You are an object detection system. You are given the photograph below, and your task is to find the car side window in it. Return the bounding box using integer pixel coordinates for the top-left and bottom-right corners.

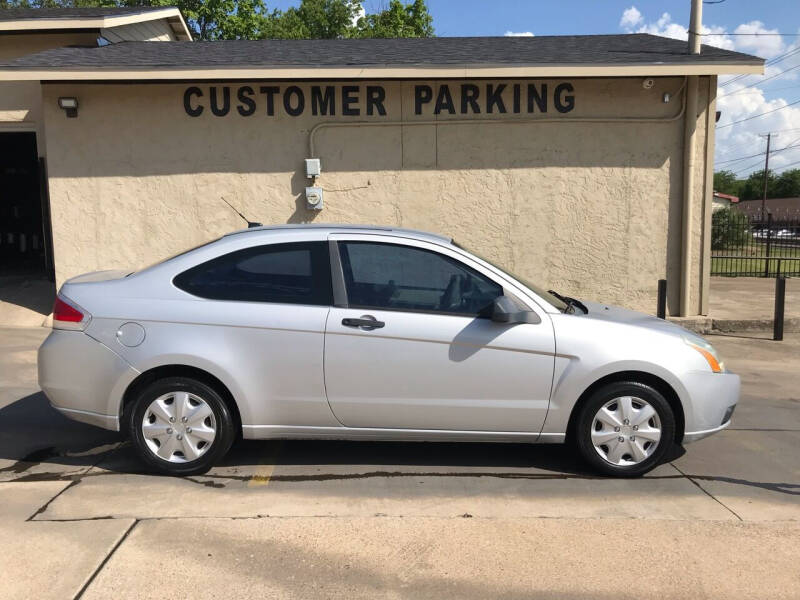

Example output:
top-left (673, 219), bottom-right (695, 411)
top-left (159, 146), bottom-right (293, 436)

top-left (339, 241), bottom-right (503, 316)
top-left (174, 241), bottom-right (332, 305)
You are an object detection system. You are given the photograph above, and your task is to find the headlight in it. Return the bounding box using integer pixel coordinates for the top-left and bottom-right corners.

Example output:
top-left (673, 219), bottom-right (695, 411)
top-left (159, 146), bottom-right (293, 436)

top-left (683, 335), bottom-right (725, 373)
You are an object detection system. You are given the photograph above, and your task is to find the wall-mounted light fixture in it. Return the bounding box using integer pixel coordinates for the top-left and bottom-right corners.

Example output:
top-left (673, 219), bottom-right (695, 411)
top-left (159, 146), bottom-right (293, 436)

top-left (58, 97), bottom-right (78, 118)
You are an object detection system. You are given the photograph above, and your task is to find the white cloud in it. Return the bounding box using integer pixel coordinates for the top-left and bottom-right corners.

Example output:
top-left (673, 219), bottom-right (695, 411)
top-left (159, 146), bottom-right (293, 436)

top-left (620, 6), bottom-right (643, 30)
top-left (716, 79), bottom-right (800, 175)
top-left (632, 10), bottom-right (734, 50)
top-left (504, 31), bottom-right (534, 37)
top-left (620, 7), bottom-right (800, 176)
top-left (732, 21), bottom-right (785, 60)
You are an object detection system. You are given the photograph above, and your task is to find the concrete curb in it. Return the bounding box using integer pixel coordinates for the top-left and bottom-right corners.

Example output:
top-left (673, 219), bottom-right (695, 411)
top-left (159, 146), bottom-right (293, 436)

top-left (668, 316), bottom-right (800, 335)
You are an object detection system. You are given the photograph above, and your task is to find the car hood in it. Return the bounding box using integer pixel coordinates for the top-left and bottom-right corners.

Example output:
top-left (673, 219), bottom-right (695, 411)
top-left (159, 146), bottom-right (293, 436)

top-left (578, 300), bottom-right (690, 337)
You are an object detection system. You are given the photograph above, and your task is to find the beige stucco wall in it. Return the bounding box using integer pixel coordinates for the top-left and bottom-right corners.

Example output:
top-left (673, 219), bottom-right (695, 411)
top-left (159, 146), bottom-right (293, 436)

top-left (41, 76), bottom-right (713, 315)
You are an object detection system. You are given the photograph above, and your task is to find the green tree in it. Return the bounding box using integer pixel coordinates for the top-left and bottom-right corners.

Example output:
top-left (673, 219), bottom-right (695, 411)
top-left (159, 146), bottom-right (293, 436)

top-left (713, 169), bottom-right (740, 196)
top-left (354, 0), bottom-right (433, 38)
top-left (1, 0), bottom-right (435, 40)
top-left (737, 168), bottom-right (777, 201)
top-left (773, 168), bottom-right (800, 198)
top-left (264, 0), bottom-right (359, 39)
top-left (711, 206), bottom-right (750, 251)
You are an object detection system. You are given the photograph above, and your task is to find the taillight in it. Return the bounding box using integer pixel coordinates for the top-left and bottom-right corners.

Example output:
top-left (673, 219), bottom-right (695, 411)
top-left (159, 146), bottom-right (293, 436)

top-left (52, 296), bottom-right (90, 330)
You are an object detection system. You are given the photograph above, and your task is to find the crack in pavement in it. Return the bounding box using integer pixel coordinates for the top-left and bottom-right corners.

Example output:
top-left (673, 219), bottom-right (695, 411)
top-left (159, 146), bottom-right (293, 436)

top-left (72, 519), bottom-right (139, 600)
top-left (671, 462), bottom-right (744, 521)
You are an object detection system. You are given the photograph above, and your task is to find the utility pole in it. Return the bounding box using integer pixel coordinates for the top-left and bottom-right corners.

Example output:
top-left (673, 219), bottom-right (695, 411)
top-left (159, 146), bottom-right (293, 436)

top-left (759, 133), bottom-right (776, 219)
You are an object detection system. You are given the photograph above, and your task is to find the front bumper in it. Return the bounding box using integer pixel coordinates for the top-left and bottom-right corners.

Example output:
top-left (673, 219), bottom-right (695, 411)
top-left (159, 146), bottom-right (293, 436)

top-left (38, 330), bottom-right (139, 432)
top-left (681, 370), bottom-right (740, 444)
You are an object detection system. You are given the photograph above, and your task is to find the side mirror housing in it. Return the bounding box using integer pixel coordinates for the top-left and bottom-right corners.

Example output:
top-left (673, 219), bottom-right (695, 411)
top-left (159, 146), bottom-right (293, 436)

top-left (490, 295), bottom-right (541, 324)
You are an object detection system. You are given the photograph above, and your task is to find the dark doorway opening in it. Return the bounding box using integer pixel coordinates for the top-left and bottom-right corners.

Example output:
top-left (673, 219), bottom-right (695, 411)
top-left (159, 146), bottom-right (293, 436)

top-left (0, 132), bottom-right (55, 323)
top-left (0, 132), bottom-right (53, 279)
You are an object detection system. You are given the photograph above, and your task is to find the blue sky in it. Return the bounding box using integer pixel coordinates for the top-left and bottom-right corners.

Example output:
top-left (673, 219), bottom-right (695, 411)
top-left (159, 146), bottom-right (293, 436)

top-left (269, 1), bottom-right (800, 176)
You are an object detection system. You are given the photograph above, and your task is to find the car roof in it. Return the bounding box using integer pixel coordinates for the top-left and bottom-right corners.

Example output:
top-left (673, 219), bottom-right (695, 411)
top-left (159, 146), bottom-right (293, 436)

top-left (224, 223), bottom-right (452, 244)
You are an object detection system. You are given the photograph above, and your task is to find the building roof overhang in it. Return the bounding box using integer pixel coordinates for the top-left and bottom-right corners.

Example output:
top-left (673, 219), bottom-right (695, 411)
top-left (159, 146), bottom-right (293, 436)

top-left (0, 7), bottom-right (192, 41)
top-left (0, 34), bottom-right (763, 82)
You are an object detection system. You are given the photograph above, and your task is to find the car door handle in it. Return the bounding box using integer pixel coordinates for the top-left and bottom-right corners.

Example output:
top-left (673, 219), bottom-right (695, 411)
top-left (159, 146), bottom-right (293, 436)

top-left (342, 317), bottom-right (385, 330)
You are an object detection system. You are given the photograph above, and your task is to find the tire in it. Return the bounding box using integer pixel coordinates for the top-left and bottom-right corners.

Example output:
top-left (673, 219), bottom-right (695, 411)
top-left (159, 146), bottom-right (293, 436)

top-left (127, 376), bottom-right (236, 476)
top-left (574, 381), bottom-right (676, 477)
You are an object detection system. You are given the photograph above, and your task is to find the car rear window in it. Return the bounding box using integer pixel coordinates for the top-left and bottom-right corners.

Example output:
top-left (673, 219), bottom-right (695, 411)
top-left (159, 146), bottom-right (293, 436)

top-left (173, 241), bottom-right (332, 305)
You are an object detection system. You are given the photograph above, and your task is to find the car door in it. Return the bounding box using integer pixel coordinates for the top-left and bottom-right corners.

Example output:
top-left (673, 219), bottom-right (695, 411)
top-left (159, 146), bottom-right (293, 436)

top-left (324, 234), bottom-right (556, 433)
top-left (165, 239), bottom-right (339, 429)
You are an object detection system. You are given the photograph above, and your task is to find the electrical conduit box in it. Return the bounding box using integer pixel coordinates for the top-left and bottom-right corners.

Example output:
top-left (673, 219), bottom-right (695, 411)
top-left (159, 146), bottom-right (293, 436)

top-left (305, 187), bottom-right (323, 210)
top-left (305, 158), bottom-right (321, 178)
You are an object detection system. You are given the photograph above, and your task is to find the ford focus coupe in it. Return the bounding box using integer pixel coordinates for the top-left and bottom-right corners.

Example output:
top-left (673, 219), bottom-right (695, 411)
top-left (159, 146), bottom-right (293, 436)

top-left (38, 225), bottom-right (739, 477)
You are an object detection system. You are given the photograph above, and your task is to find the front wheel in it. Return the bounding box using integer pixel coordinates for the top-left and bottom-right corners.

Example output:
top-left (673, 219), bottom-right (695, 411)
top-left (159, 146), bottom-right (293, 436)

top-left (575, 381), bottom-right (675, 477)
top-left (128, 377), bottom-right (236, 476)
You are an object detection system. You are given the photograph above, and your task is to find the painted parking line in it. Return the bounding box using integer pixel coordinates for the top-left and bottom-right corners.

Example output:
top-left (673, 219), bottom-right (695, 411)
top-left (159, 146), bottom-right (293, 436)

top-left (247, 442), bottom-right (283, 487)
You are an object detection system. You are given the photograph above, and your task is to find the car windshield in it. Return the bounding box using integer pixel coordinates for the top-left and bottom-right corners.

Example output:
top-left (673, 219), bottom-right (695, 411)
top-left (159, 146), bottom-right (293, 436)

top-left (453, 241), bottom-right (569, 312)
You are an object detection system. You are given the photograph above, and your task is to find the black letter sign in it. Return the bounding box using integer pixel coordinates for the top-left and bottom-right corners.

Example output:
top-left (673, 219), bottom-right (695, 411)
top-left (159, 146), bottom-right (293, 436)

top-left (311, 86), bottom-right (335, 116)
top-left (460, 84), bottom-right (480, 114)
top-left (486, 84), bottom-right (507, 114)
top-left (283, 86), bottom-right (305, 117)
top-left (184, 87), bottom-right (204, 117)
top-left (554, 83), bottom-right (575, 113)
top-left (415, 85), bottom-right (433, 115)
top-left (434, 85), bottom-right (455, 115)
top-left (237, 86), bottom-right (256, 116)
top-left (366, 86), bottom-right (386, 116)
top-left (209, 86), bottom-right (230, 117)
top-left (342, 86), bottom-right (360, 116)
top-left (259, 86), bottom-right (279, 116)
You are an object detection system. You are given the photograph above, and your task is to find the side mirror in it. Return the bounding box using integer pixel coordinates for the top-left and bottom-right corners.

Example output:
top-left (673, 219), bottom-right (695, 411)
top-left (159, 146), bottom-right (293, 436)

top-left (490, 295), bottom-right (541, 324)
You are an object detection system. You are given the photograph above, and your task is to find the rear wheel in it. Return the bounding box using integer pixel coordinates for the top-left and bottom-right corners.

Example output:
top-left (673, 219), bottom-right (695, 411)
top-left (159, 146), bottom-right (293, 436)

top-left (128, 377), bottom-right (235, 476)
top-left (575, 381), bottom-right (675, 477)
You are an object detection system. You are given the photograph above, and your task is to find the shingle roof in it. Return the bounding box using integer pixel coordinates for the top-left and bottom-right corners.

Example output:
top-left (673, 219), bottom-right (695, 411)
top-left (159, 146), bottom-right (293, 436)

top-left (0, 34), bottom-right (762, 70)
top-left (0, 6), bottom-right (176, 21)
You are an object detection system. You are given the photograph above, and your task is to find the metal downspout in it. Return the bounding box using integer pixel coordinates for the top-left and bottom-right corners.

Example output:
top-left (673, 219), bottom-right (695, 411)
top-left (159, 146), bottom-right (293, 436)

top-left (681, 0), bottom-right (703, 316)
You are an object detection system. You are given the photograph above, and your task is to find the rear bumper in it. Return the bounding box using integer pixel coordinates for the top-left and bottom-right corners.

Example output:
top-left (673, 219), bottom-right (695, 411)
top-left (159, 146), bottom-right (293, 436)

top-left (52, 406), bottom-right (120, 430)
top-left (38, 330), bottom-right (139, 432)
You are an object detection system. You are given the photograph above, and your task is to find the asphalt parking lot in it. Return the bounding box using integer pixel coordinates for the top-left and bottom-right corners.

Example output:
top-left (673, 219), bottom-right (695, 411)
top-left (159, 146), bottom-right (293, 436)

top-left (1, 326), bottom-right (799, 599)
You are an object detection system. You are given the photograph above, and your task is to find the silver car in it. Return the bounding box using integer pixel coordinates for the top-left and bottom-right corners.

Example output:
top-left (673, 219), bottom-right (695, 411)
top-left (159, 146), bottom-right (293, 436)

top-left (38, 225), bottom-right (739, 477)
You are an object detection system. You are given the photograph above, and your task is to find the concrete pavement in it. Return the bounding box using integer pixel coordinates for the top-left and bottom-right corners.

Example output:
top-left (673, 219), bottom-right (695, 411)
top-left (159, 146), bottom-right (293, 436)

top-left (675, 276), bottom-right (800, 333)
top-left (1, 326), bottom-right (799, 598)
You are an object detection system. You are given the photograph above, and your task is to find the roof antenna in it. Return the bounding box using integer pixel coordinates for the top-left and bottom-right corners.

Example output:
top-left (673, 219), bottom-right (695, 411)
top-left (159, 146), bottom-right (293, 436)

top-left (221, 197), bottom-right (262, 228)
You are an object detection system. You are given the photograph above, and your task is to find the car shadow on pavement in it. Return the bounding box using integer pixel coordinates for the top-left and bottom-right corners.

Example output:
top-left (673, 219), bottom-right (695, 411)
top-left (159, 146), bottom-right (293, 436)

top-left (0, 392), bottom-right (122, 477)
top-left (0, 390), bottom-right (686, 481)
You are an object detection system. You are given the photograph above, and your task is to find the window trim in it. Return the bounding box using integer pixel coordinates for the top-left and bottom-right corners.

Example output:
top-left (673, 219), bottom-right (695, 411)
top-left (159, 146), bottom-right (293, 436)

top-left (332, 238), bottom-right (505, 319)
top-left (172, 240), bottom-right (334, 306)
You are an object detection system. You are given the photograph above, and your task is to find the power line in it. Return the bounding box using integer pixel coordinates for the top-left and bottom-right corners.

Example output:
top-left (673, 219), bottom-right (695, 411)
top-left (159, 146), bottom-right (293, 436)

top-left (733, 158), bottom-right (768, 174)
top-left (717, 136), bottom-right (800, 165)
top-left (728, 137), bottom-right (800, 175)
top-left (717, 98), bottom-right (800, 129)
top-left (716, 143), bottom-right (800, 165)
top-left (715, 127), bottom-right (800, 157)
top-left (719, 85), bottom-right (800, 98)
top-left (774, 158), bottom-right (800, 172)
top-left (728, 63), bottom-right (800, 93)
top-left (702, 32), bottom-right (800, 36)
top-left (720, 47), bottom-right (800, 88)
